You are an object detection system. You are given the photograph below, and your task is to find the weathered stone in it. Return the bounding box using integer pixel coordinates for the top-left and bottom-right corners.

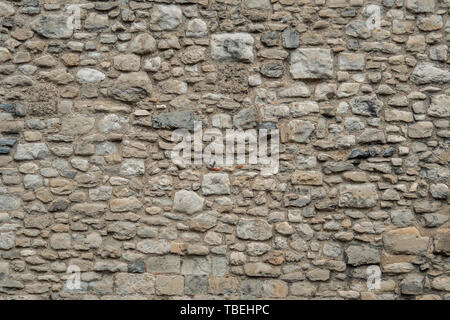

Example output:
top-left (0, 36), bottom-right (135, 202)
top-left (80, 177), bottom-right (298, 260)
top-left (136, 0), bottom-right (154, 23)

top-left (76, 68), bottom-right (105, 84)
top-left (339, 184), bottom-right (378, 208)
top-left (115, 273), bottom-right (155, 295)
top-left (383, 227), bottom-right (429, 255)
top-left (244, 263), bottom-right (281, 277)
top-left (109, 197), bottom-right (143, 212)
top-left (291, 171), bottom-right (323, 186)
top-left (14, 143), bottom-right (49, 160)
top-left (50, 233), bottom-right (71, 250)
top-left (109, 72), bottom-right (151, 102)
top-left (30, 15), bottom-right (73, 39)
top-left (61, 116), bottom-right (95, 135)
top-left (152, 111), bottom-right (197, 129)
top-left (408, 122), bottom-right (433, 138)
top-left (120, 159), bottom-right (145, 176)
top-left (285, 120), bottom-right (315, 143)
top-left (434, 229), bottom-right (450, 255)
top-left (150, 5), bottom-right (182, 31)
top-left (290, 48), bottom-right (333, 79)
top-left (345, 244), bottom-right (381, 266)
top-left (428, 95), bottom-right (450, 118)
top-left (202, 173), bottom-right (230, 195)
top-left (405, 0), bottom-right (435, 13)
top-left (186, 19), bottom-right (207, 38)
top-left (211, 33), bottom-right (254, 62)
top-left (173, 190), bottom-right (204, 214)
top-left (411, 63), bottom-right (450, 85)
top-left (137, 239), bottom-right (171, 254)
top-left (113, 54), bottom-right (141, 72)
top-left (130, 33), bottom-right (157, 55)
top-left (400, 274), bottom-right (424, 295)
top-left (189, 212), bottom-right (218, 232)
top-left (237, 219), bottom-right (272, 241)
top-left (0, 232), bottom-right (15, 250)
top-left (350, 95), bottom-right (383, 117)
top-left (338, 53), bottom-right (365, 71)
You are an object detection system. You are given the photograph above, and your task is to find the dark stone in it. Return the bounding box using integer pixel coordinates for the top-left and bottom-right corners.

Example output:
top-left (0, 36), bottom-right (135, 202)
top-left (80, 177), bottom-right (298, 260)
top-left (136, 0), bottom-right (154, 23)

top-left (348, 149), bottom-right (370, 160)
top-left (260, 61), bottom-right (284, 78)
top-left (152, 111), bottom-right (198, 129)
top-left (0, 147), bottom-right (11, 154)
top-left (185, 275), bottom-right (208, 295)
top-left (383, 146), bottom-right (395, 157)
top-left (48, 199), bottom-right (70, 212)
top-left (282, 28), bottom-right (299, 49)
top-left (261, 31), bottom-right (279, 47)
top-left (0, 104), bottom-right (15, 113)
top-left (61, 170), bottom-right (77, 179)
top-left (128, 261), bottom-right (145, 273)
top-left (0, 139), bottom-right (17, 147)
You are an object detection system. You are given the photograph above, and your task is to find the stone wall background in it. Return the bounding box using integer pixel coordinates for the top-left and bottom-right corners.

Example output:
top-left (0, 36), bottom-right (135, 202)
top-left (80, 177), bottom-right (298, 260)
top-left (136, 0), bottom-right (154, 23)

top-left (0, 0), bottom-right (449, 300)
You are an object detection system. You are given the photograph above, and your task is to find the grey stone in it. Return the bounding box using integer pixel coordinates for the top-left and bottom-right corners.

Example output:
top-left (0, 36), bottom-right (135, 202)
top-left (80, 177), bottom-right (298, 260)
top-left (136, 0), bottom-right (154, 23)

top-left (130, 33), bottom-right (157, 55)
top-left (137, 239), bottom-right (171, 254)
top-left (245, 0), bottom-right (271, 9)
top-left (350, 95), bottom-right (383, 117)
top-left (278, 82), bottom-right (310, 98)
top-left (400, 274), bottom-right (424, 295)
top-left (282, 29), bottom-right (299, 49)
top-left (189, 212), bottom-right (218, 232)
top-left (0, 195), bottom-right (21, 211)
top-left (286, 120), bottom-right (315, 143)
top-left (182, 257), bottom-right (211, 275)
top-left (186, 19), bottom-right (207, 38)
top-left (150, 5), bottom-right (182, 31)
top-left (148, 255), bottom-right (181, 273)
top-left (14, 143), bottom-right (49, 160)
top-left (345, 244), bottom-right (380, 266)
top-left (50, 233), bottom-right (71, 250)
top-left (338, 53), bottom-right (365, 71)
top-left (109, 72), bottom-right (151, 102)
top-left (346, 20), bottom-right (371, 39)
top-left (428, 95), bottom-right (450, 118)
top-left (237, 219), bottom-right (273, 241)
top-left (233, 107), bottom-right (257, 129)
top-left (173, 190), bottom-right (204, 214)
top-left (120, 159), bottom-right (145, 176)
top-left (339, 184), bottom-right (379, 208)
top-left (76, 68), bottom-right (105, 84)
top-left (0, 232), bottom-right (15, 250)
top-left (260, 61), bottom-right (284, 78)
top-left (411, 63), bottom-right (450, 85)
top-left (211, 33), bottom-right (254, 62)
top-left (290, 48), bottom-right (333, 79)
top-left (30, 15), bottom-right (73, 39)
top-left (152, 111), bottom-right (197, 129)
top-left (202, 173), bottom-right (230, 195)
top-left (406, 0), bottom-right (435, 13)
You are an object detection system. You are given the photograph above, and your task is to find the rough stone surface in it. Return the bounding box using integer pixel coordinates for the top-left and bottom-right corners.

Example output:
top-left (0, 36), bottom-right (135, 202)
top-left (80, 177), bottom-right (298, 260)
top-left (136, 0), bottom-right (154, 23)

top-left (0, 0), bottom-right (448, 301)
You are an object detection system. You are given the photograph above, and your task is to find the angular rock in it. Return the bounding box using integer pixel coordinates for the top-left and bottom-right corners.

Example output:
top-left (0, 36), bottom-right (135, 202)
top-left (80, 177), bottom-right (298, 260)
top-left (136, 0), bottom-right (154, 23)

top-left (411, 63), bottom-right (450, 85)
top-left (211, 33), bottom-right (254, 62)
top-left (202, 173), bottom-right (230, 196)
top-left (285, 120), bottom-right (315, 143)
top-left (30, 15), bottom-right (73, 39)
top-left (150, 5), bottom-right (182, 31)
top-left (61, 115), bottom-right (95, 135)
top-left (189, 212), bottom-right (218, 232)
top-left (428, 95), bottom-right (450, 118)
top-left (109, 72), bottom-right (151, 102)
top-left (338, 53), bottom-right (365, 71)
top-left (186, 19), bottom-right (207, 38)
top-left (290, 48), bottom-right (333, 79)
top-left (350, 95), bottom-right (383, 117)
top-left (14, 143), bottom-right (49, 160)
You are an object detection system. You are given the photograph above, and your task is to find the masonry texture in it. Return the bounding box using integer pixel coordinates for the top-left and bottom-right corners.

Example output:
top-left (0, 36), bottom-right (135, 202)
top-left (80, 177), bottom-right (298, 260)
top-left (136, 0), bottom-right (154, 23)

top-left (0, 0), bottom-right (449, 300)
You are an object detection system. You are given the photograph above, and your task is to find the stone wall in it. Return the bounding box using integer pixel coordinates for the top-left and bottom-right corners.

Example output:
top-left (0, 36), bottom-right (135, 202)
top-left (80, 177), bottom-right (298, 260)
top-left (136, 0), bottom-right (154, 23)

top-left (0, 0), bottom-right (449, 300)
